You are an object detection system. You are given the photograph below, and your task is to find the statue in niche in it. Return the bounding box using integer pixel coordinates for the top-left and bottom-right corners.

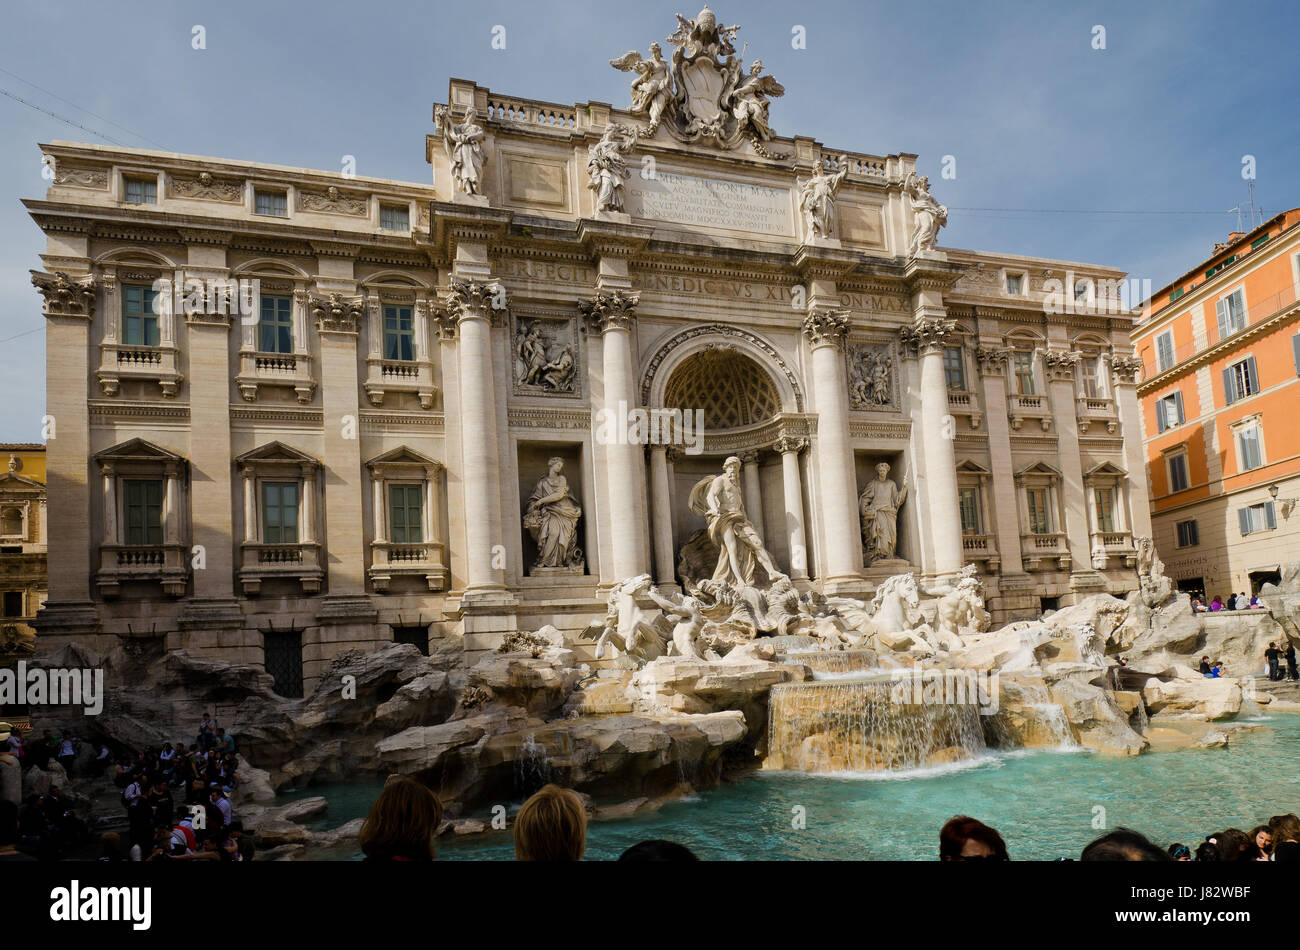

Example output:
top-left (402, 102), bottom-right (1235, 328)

top-left (848, 344), bottom-right (895, 409)
top-left (688, 456), bottom-right (787, 587)
top-left (434, 105), bottom-right (486, 197)
top-left (859, 462), bottom-right (908, 565)
top-left (523, 458), bottom-right (584, 572)
top-left (798, 157), bottom-right (849, 240)
top-left (587, 123), bottom-right (637, 214)
top-left (723, 59), bottom-right (784, 141)
top-left (514, 320), bottom-right (577, 394)
top-left (905, 172), bottom-right (948, 256)
top-left (609, 42), bottom-right (675, 134)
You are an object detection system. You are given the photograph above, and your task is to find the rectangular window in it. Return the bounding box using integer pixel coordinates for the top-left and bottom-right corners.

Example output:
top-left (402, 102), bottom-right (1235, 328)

top-left (1222, 356), bottom-right (1259, 405)
top-left (1026, 488), bottom-right (1051, 534)
top-left (1166, 452), bottom-right (1189, 493)
top-left (380, 204), bottom-right (409, 231)
top-left (1005, 273), bottom-right (1023, 294)
top-left (1215, 289), bottom-right (1246, 339)
top-left (1080, 356), bottom-right (1101, 398)
top-left (1155, 391), bottom-right (1184, 432)
top-left (1093, 488), bottom-right (1116, 533)
top-left (2, 591), bottom-right (22, 617)
top-left (124, 177), bottom-right (156, 204)
top-left (383, 305), bottom-right (415, 362)
top-left (258, 295), bottom-right (294, 354)
top-left (392, 624), bottom-right (429, 655)
top-left (1238, 502), bottom-right (1277, 536)
top-left (958, 486), bottom-right (982, 536)
top-left (1013, 351), bottom-right (1036, 395)
top-left (1175, 519), bottom-right (1199, 548)
top-left (262, 482), bottom-right (299, 544)
top-left (1235, 420), bottom-right (1264, 471)
top-left (122, 284), bottom-right (160, 346)
top-left (263, 629), bottom-right (304, 699)
top-left (254, 189), bottom-right (288, 217)
top-left (388, 484), bottom-right (423, 544)
top-left (1293, 332), bottom-right (1300, 376)
top-left (123, 478), bottom-right (163, 546)
top-left (1155, 331), bottom-right (1175, 372)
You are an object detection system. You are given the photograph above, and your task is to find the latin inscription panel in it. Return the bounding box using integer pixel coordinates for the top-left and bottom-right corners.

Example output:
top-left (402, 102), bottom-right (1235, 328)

top-left (627, 171), bottom-right (793, 236)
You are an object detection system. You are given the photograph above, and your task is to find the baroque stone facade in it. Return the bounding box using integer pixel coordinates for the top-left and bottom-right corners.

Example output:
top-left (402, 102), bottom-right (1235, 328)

top-left (24, 9), bottom-right (1150, 691)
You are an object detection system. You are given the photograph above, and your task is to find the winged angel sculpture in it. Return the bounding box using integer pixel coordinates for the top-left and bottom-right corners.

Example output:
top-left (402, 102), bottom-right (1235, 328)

top-left (610, 7), bottom-right (785, 153)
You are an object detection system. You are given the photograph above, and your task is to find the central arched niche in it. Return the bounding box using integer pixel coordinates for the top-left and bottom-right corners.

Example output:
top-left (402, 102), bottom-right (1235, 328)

top-left (660, 345), bottom-right (791, 585)
top-left (662, 347), bottom-right (781, 430)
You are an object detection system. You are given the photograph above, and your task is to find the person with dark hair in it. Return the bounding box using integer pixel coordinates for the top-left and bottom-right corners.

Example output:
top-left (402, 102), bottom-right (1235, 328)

top-left (1213, 828), bottom-right (1251, 861)
top-left (514, 784), bottom-right (587, 861)
top-left (1265, 642), bottom-right (1283, 681)
top-left (1246, 825), bottom-right (1272, 861)
top-left (1167, 843), bottom-right (1192, 861)
top-left (1195, 839), bottom-right (1221, 862)
top-left (1080, 828), bottom-right (1172, 861)
top-left (939, 815), bottom-right (1009, 861)
top-left (618, 839), bottom-right (699, 861)
top-left (1199, 656), bottom-right (1212, 675)
top-left (358, 775), bottom-right (444, 861)
top-left (1286, 641), bottom-right (1299, 682)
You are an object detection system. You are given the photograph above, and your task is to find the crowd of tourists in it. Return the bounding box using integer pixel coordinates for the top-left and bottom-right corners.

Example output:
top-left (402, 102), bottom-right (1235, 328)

top-left (353, 776), bottom-right (1300, 862)
top-left (0, 712), bottom-right (251, 862)
top-left (1192, 592), bottom-right (1266, 612)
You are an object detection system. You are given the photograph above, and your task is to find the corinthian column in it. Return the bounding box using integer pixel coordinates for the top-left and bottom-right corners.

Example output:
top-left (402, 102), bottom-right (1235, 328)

top-left (901, 316), bottom-right (963, 577)
top-left (803, 309), bottom-right (862, 590)
top-left (648, 444), bottom-right (676, 587)
top-left (444, 277), bottom-right (508, 595)
top-left (739, 450), bottom-right (765, 544)
top-left (1110, 355), bottom-right (1152, 539)
top-left (583, 289), bottom-right (647, 581)
top-left (775, 437), bottom-right (809, 580)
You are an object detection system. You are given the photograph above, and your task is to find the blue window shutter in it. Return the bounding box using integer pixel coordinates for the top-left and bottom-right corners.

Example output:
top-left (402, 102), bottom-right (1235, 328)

top-left (1156, 399), bottom-right (1167, 432)
top-left (1238, 507), bottom-right (1251, 536)
top-left (1246, 356), bottom-right (1259, 394)
top-left (1222, 367), bottom-right (1235, 405)
top-left (1173, 391), bottom-right (1184, 423)
top-left (1265, 502), bottom-right (1277, 530)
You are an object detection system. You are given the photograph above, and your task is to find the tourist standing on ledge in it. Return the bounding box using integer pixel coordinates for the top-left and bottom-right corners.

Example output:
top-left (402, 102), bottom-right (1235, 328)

top-left (1285, 641), bottom-right (1298, 681)
top-left (1265, 642), bottom-right (1283, 681)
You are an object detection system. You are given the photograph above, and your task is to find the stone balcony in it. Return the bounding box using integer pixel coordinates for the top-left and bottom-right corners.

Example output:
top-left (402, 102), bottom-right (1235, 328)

top-left (97, 343), bottom-right (183, 397)
top-left (1020, 532), bottom-right (1070, 572)
top-left (363, 357), bottom-right (436, 409)
top-left (946, 390), bottom-right (983, 429)
top-left (1090, 530), bottom-right (1137, 568)
top-left (960, 533), bottom-right (999, 570)
top-left (96, 543), bottom-right (189, 597)
top-left (1075, 396), bottom-right (1118, 434)
top-left (368, 540), bottom-right (449, 591)
top-left (236, 351), bottom-right (315, 404)
top-left (1008, 393), bottom-right (1052, 432)
top-left (238, 541), bottom-right (323, 595)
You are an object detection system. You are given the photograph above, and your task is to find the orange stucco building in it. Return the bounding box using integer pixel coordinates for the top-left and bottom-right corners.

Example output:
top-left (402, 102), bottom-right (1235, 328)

top-left (1132, 209), bottom-right (1300, 601)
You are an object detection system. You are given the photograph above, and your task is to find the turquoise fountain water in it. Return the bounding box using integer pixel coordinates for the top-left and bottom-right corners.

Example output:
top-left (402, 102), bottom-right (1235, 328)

top-left (284, 711), bottom-right (1300, 861)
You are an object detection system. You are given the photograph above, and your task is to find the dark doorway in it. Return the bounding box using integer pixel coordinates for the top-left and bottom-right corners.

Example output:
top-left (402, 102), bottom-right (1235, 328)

top-left (1177, 577), bottom-right (1205, 601)
top-left (392, 624), bottom-right (429, 655)
top-left (1249, 569), bottom-right (1281, 594)
top-left (1040, 596), bottom-right (1060, 613)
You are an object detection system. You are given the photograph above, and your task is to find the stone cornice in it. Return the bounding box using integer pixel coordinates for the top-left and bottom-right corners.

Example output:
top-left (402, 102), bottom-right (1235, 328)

top-left (310, 241), bottom-right (361, 259)
top-left (1135, 301), bottom-right (1300, 395)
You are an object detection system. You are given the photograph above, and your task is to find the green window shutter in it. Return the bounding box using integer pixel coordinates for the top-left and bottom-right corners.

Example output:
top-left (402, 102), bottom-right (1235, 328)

top-left (1173, 390), bottom-right (1184, 423)
top-left (1222, 366), bottom-right (1236, 405)
top-left (1238, 507), bottom-right (1251, 536)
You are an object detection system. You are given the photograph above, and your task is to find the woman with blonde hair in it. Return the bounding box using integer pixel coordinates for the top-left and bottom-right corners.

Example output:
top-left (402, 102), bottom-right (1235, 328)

top-left (358, 775), bottom-right (444, 862)
top-left (513, 784), bottom-right (586, 861)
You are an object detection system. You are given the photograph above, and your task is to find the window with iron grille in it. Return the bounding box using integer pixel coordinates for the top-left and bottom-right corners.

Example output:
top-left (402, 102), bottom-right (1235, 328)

top-left (392, 625), bottom-right (429, 655)
top-left (263, 629), bottom-right (303, 698)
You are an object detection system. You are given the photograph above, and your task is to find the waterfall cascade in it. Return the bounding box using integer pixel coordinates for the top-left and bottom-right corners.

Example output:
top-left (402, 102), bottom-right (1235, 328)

top-left (765, 674), bottom-right (987, 773)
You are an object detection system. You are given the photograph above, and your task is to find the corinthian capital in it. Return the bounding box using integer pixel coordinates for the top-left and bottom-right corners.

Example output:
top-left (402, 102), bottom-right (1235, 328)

top-left (1109, 355), bottom-right (1142, 384)
top-left (309, 292), bottom-right (365, 334)
top-left (801, 308), bottom-right (850, 350)
top-left (974, 345), bottom-right (1012, 375)
top-left (443, 277), bottom-right (506, 326)
top-left (32, 270), bottom-right (96, 318)
top-left (580, 289), bottom-right (639, 333)
top-left (1042, 348), bottom-right (1080, 381)
top-left (898, 316), bottom-right (957, 355)
top-left (774, 436), bottom-right (807, 455)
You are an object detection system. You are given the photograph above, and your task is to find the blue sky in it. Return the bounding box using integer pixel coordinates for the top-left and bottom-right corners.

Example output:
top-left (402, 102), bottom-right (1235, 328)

top-left (1, 0), bottom-right (1297, 441)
